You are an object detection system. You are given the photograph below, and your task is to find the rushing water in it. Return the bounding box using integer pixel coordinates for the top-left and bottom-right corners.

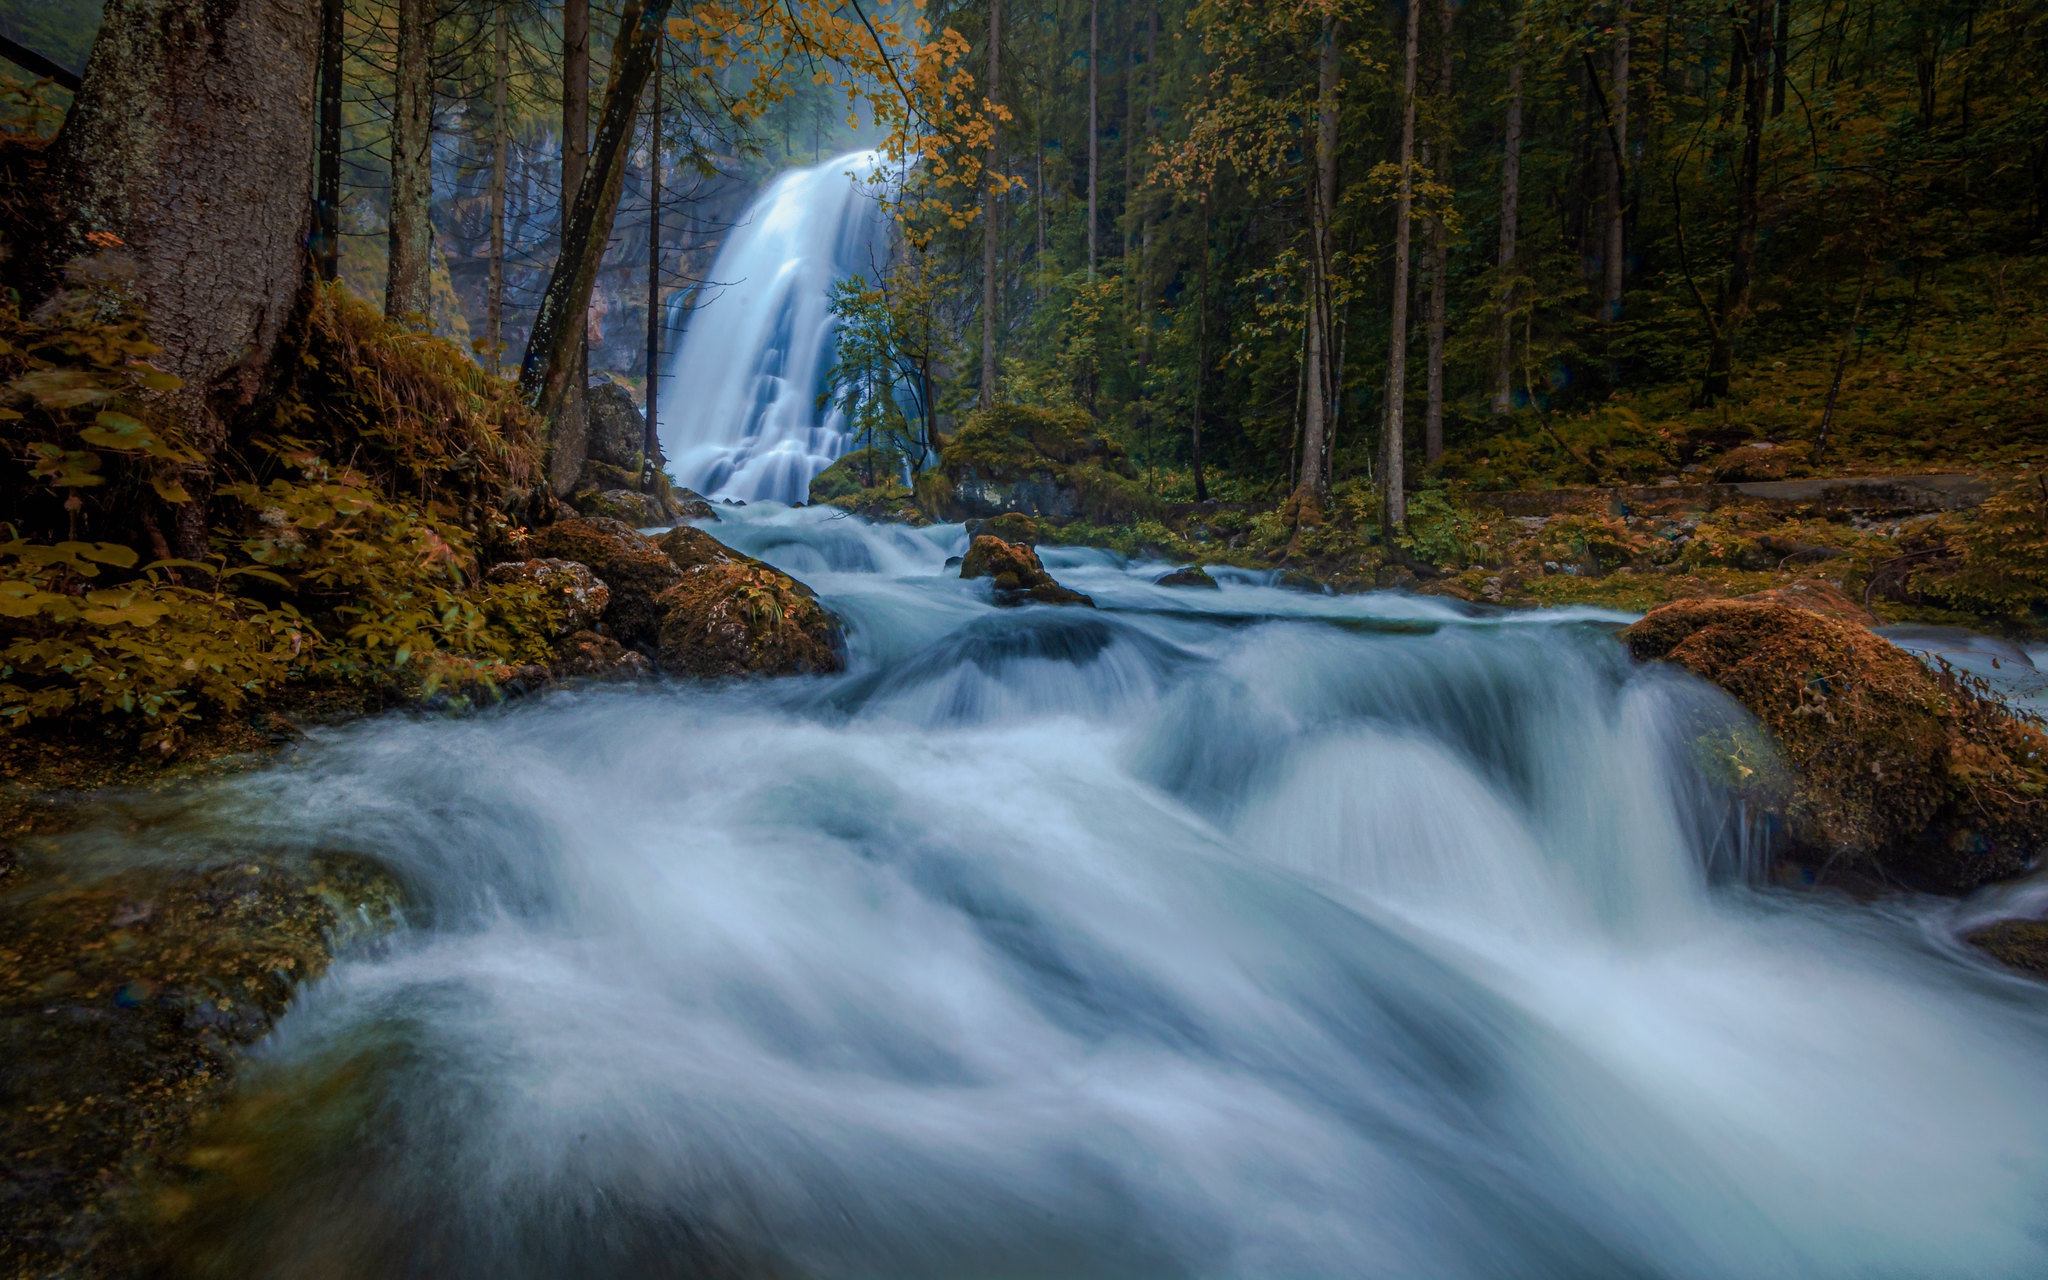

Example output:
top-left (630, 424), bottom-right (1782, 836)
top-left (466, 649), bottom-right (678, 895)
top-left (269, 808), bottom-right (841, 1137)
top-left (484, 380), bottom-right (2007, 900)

top-left (658, 153), bottom-right (890, 505)
top-left (83, 506), bottom-right (2048, 1278)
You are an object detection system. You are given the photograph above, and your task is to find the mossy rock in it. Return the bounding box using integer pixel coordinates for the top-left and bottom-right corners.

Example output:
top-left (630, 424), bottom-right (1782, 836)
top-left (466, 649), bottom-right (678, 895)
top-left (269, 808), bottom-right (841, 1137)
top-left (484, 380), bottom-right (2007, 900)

top-left (1155, 565), bottom-right (1220, 589)
top-left (530, 517), bottom-right (681, 650)
top-left (1711, 442), bottom-right (1811, 483)
top-left (654, 563), bottom-right (843, 678)
top-left (959, 535), bottom-right (1095, 608)
top-left (1966, 919), bottom-right (2048, 979)
top-left (1624, 598), bottom-right (2048, 890)
top-left (0, 852), bottom-right (404, 1277)
top-left (551, 629), bottom-right (654, 680)
top-left (932, 404), bottom-right (1145, 524)
top-left (483, 558), bottom-right (610, 637)
top-left (965, 512), bottom-right (1042, 544)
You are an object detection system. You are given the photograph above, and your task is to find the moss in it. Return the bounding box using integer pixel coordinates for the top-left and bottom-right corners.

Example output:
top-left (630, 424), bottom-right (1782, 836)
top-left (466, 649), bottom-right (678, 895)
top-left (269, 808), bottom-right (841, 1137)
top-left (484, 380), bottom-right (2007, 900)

top-left (931, 404), bottom-right (1148, 524)
top-left (653, 563), bottom-right (843, 677)
top-left (0, 846), bottom-right (404, 1277)
top-left (529, 517), bottom-right (682, 650)
top-left (1624, 598), bottom-right (2048, 890)
top-left (959, 536), bottom-right (1094, 607)
top-left (1966, 919), bottom-right (2048, 979)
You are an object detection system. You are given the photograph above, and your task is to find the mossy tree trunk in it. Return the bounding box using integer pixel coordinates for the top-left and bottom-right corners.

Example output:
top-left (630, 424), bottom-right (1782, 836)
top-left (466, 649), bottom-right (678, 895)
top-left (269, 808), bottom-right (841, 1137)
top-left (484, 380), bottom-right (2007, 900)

top-left (52, 0), bottom-right (321, 557)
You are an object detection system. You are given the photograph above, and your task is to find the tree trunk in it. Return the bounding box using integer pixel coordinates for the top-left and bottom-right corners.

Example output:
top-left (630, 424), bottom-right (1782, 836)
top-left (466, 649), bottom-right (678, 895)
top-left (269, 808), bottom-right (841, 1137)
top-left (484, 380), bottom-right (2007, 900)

top-left (315, 0), bottom-right (342, 282)
top-left (1384, 0), bottom-right (1423, 532)
top-left (980, 0), bottom-right (1001, 409)
top-left (1704, 0), bottom-right (1768, 402)
top-left (1772, 0), bottom-right (1789, 117)
top-left (1424, 0), bottom-right (1453, 464)
top-left (385, 0), bottom-right (433, 321)
top-left (486, 0), bottom-right (509, 372)
top-left (52, 0), bottom-right (322, 558)
top-left (555, 0), bottom-right (592, 493)
top-left (1297, 14), bottom-right (1340, 502)
top-left (520, 0), bottom-right (672, 435)
top-left (1087, 0), bottom-right (1099, 281)
top-left (643, 37), bottom-right (663, 489)
top-left (1603, 0), bottom-right (1630, 323)
top-left (1192, 199), bottom-right (1209, 502)
top-left (1492, 16), bottom-right (1523, 415)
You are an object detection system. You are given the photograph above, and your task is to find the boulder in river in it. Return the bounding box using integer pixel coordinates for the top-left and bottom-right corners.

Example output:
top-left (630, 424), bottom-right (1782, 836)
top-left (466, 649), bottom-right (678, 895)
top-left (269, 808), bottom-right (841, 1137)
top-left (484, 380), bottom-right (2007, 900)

top-left (1624, 597), bottom-right (2048, 891)
top-left (551, 629), bottom-right (655, 681)
top-left (959, 535), bottom-right (1096, 608)
top-left (651, 526), bottom-right (845, 678)
top-left (1155, 565), bottom-right (1220, 589)
top-left (484, 557), bottom-right (610, 636)
top-left (530, 517), bottom-right (682, 650)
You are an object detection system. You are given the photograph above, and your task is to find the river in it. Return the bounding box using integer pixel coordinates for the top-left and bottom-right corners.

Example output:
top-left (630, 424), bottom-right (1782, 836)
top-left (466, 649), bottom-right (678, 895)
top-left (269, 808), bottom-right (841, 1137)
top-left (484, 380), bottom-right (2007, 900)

top-left (89, 504), bottom-right (2048, 1278)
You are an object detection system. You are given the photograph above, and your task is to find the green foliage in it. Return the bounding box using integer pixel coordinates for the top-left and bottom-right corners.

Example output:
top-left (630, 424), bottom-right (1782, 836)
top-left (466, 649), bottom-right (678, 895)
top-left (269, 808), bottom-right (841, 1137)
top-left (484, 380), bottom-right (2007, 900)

top-left (1913, 478), bottom-right (2048, 624)
top-left (1397, 492), bottom-right (1479, 568)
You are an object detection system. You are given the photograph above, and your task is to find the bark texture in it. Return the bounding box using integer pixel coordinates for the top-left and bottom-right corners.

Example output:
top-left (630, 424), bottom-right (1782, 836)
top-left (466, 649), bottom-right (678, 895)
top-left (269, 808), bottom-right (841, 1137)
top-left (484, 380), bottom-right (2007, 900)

top-left (385, 0), bottom-right (433, 320)
top-left (52, 0), bottom-right (321, 555)
top-left (980, 0), bottom-right (1002, 408)
top-left (553, 0), bottom-right (593, 493)
top-left (1297, 15), bottom-right (1340, 502)
top-left (1423, 0), bottom-right (1453, 463)
top-left (1383, 0), bottom-right (1423, 531)
top-left (1491, 31), bottom-right (1523, 414)
top-left (521, 1), bottom-right (671, 447)
top-left (486, 0), bottom-right (509, 371)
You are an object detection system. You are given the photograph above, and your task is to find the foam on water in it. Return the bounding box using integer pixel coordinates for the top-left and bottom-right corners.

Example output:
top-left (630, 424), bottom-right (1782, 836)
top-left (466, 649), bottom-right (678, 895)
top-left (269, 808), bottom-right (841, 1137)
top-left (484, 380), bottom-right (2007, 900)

top-left (85, 504), bottom-right (2048, 1279)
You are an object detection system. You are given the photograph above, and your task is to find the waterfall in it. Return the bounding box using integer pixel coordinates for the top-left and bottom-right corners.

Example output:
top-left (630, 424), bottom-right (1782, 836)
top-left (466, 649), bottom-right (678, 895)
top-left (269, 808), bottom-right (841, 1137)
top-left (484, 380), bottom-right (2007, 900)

top-left (89, 507), bottom-right (2048, 1280)
top-left (658, 151), bottom-right (891, 505)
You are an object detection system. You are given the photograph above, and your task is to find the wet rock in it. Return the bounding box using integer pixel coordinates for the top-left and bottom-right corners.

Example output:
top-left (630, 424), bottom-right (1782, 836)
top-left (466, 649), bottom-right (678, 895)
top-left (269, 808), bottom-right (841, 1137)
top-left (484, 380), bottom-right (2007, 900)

top-left (1624, 598), bottom-right (2048, 891)
top-left (808, 449), bottom-right (922, 522)
top-left (1967, 919), bottom-right (2048, 978)
top-left (963, 512), bottom-right (1042, 545)
top-left (551, 629), bottom-right (655, 680)
top-left (959, 535), bottom-right (1095, 608)
top-left (1273, 568), bottom-right (1333, 595)
top-left (1155, 565), bottom-right (1220, 590)
top-left (586, 380), bottom-right (647, 468)
top-left (530, 517), bottom-right (681, 650)
top-left (669, 487), bottom-right (718, 522)
top-left (929, 404), bottom-right (1143, 523)
top-left (0, 852), bottom-right (404, 1277)
top-left (576, 487), bottom-right (668, 527)
top-left (483, 558), bottom-right (610, 636)
top-left (650, 526), bottom-right (845, 678)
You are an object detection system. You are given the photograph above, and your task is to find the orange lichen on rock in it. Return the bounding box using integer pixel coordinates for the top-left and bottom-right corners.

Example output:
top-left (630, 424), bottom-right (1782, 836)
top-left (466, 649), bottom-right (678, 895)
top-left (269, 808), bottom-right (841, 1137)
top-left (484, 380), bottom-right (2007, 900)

top-left (959, 536), bottom-right (1095, 608)
top-left (1624, 597), bottom-right (2048, 890)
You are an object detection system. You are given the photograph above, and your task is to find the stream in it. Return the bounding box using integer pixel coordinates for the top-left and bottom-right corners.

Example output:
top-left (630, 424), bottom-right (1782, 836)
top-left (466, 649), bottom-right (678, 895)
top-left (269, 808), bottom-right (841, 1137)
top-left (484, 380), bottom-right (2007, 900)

top-left (80, 505), bottom-right (2048, 1278)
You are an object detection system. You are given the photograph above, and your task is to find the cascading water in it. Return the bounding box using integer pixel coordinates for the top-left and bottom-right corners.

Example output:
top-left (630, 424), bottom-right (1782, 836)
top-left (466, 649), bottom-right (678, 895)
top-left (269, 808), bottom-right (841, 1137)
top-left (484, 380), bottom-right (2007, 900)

top-left (76, 506), bottom-right (2048, 1280)
top-left (658, 152), bottom-right (891, 504)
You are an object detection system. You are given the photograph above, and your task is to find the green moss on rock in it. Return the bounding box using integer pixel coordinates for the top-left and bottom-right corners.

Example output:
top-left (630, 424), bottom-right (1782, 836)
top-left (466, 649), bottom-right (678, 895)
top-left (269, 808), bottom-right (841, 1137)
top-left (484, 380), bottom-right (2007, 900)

top-left (932, 405), bottom-right (1145, 524)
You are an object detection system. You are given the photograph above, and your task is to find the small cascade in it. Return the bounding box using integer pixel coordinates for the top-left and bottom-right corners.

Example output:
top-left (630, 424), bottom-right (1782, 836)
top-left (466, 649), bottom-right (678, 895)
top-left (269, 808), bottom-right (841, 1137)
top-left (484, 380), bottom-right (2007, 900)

top-left (658, 151), bottom-right (891, 504)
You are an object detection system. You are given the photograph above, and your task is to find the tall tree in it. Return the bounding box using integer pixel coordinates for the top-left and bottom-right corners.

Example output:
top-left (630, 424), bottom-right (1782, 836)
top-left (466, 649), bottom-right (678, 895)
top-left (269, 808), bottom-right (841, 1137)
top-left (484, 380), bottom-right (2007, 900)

top-left (315, 0), bottom-right (343, 283)
top-left (51, 0), bottom-right (322, 557)
top-left (386, 0), bottom-right (434, 320)
top-left (521, 0), bottom-right (671, 431)
top-left (1423, 0), bottom-right (1454, 464)
top-left (1491, 9), bottom-right (1524, 414)
top-left (1603, 0), bottom-right (1630, 324)
top-left (1088, 0), bottom-right (1099, 280)
top-left (1383, 0), bottom-right (1423, 531)
top-left (555, 0), bottom-right (592, 492)
top-left (1297, 13), bottom-right (1340, 502)
top-left (486, 0), bottom-right (511, 372)
top-left (643, 32), bottom-right (664, 488)
top-left (1701, 0), bottom-right (1770, 402)
top-left (981, 0), bottom-right (1002, 408)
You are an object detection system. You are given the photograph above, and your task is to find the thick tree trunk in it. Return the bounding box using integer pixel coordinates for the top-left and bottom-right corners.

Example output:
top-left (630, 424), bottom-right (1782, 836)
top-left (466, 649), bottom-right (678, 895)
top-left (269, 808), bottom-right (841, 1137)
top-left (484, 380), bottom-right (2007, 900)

top-left (1603, 1), bottom-right (1630, 323)
top-left (1772, 0), bottom-right (1789, 117)
top-left (1424, 0), bottom-right (1453, 464)
top-left (555, 0), bottom-right (592, 493)
top-left (980, 0), bottom-right (1001, 409)
top-left (52, 0), bottom-right (321, 557)
top-left (1087, 0), bottom-right (1098, 281)
top-left (385, 0), bottom-right (433, 321)
top-left (1297, 15), bottom-right (1340, 503)
top-left (315, 0), bottom-right (342, 282)
top-left (520, 0), bottom-right (672, 435)
top-left (1384, 0), bottom-right (1423, 532)
top-left (486, 0), bottom-right (509, 372)
top-left (1492, 17), bottom-right (1523, 415)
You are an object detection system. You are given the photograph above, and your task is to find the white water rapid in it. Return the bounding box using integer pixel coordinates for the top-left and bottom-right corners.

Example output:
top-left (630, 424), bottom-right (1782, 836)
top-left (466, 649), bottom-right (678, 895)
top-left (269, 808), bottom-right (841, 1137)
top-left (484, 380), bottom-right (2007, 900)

top-left (658, 153), bottom-right (890, 504)
top-left (78, 504), bottom-right (2048, 1279)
